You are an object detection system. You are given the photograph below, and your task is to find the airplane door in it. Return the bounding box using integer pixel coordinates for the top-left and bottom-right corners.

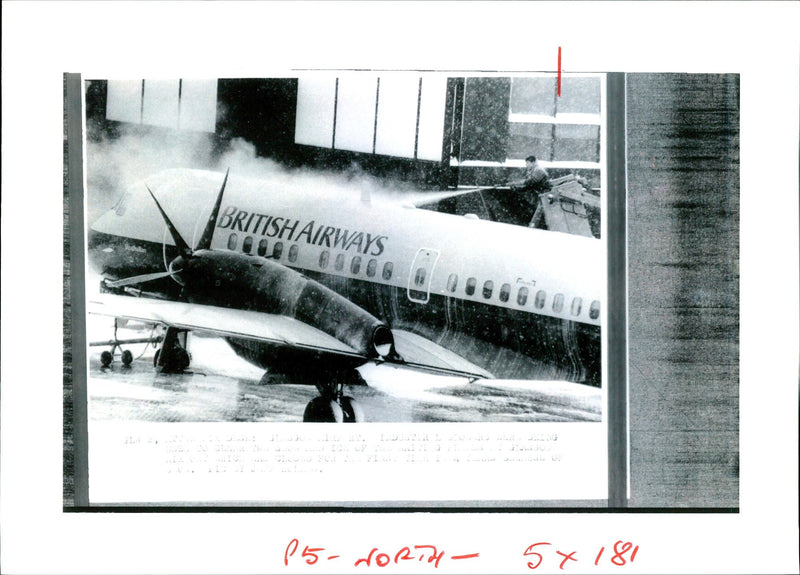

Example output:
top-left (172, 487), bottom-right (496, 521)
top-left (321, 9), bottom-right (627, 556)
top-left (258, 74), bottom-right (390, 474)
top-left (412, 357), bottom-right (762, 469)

top-left (407, 248), bottom-right (440, 303)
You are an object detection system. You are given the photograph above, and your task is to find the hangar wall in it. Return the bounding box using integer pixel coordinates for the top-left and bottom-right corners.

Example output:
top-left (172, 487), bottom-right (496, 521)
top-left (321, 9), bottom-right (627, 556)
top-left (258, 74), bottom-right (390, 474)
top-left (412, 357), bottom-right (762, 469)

top-left (87, 74), bottom-right (602, 190)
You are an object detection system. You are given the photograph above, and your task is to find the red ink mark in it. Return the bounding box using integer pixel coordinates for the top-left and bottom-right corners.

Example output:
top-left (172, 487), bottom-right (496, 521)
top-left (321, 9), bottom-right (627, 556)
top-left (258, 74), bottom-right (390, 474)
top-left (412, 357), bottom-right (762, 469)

top-left (611, 541), bottom-right (637, 566)
top-left (523, 542), bottom-right (552, 570)
top-left (394, 547), bottom-right (413, 563)
top-left (557, 46), bottom-right (562, 97)
top-left (594, 546), bottom-right (605, 566)
top-left (451, 553), bottom-right (480, 560)
top-left (375, 552), bottom-right (390, 567)
top-left (284, 539), bottom-right (325, 566)
top-left (414, 545), bottom-right (445, 568)
top-left (284, 539), bottom-right (298, 566)
top-left (301, 546), bottom-right (323, 565)
top-left (556, 550), bottom-right (578, 569)
top-left (327, 555), bottom-right (340, 561)
top-left (354, 548), bottom-right (379, 567)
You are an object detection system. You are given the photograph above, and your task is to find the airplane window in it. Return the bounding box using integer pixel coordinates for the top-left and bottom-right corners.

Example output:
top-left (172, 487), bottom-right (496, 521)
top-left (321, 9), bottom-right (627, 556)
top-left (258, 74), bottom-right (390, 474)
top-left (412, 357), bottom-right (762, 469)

top-left (227, 233), bottom-right (238, 250)
top-left (482, 280), bottom-right (494, 299)
top-left (415, 267), bottom-right (426, 287)
top-left (517, 286), bottom-right (529, 305)
top-left (590, 300), bottom-right (600, 320)
top-left (534, 290), bottom-right (546, 309)
top-left (288, 244), bottom-right (299, 263)
top-left (447, 274), bottom-right (458, 292)
top-left (466, 277), bottom-right (476, 296)
top-left (335, 254), bottom-right (345, 271)
top-left (553, 293), bottom-right (564, 313)
top-left (319, 250), bottom-right (329, 268)
top-left (351, 256), bottom-right (361, 274)
top-left (273, 242), bottom-right (283, 259)
top-left (500, 283), bottom-right (510, 302)
top-left (258, 239), bottom-right (268, 256)
top-left (243, 236), bottom-right (253, 254)
top-left (382, 262), bottom-right (393, 280)
top-left (367, 259), bottom-right (377, 277)
top-left (571, 297), bottom-right (582, 316)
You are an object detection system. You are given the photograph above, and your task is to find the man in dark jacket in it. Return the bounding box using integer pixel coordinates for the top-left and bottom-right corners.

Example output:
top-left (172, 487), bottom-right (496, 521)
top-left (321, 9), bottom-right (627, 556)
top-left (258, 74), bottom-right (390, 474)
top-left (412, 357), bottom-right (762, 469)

top-left (510, 155), bottom-right (552, 228)
top-left (511, 155), bottom-right (552, 193)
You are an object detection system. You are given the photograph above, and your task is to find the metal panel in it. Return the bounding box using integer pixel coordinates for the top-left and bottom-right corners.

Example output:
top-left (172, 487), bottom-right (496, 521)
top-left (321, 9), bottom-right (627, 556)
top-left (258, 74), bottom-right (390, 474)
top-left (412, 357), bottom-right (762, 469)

top-left (374, 76), bottom-right (419, 158)
top-left (142, 79), bottom-right (180, 129)
top-left (295, 77), bottom-right (336, 147)
top-left (416, 76), bottom-right (448, 161)
top-left (105, 79), bottom-right (142, 123)
top-left (179, 79), bottom-right (217, 133)
top-left (335, 75), bottom-right (378, 153)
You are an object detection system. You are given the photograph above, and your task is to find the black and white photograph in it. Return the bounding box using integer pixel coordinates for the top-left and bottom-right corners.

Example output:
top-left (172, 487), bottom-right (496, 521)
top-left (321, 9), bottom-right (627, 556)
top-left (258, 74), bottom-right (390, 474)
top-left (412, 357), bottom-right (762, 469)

top-left (77, 73), bottom-right (610, 505)
top-left (83, 74), bottom-right (605, 426)
top-left (3, 2), bottom-right (798, 573)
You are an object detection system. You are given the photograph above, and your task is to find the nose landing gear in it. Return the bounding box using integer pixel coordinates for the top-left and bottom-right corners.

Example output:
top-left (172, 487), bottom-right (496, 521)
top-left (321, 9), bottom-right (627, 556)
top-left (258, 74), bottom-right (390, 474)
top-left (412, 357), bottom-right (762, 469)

top-left (92, 318), bottom-right (160, 368)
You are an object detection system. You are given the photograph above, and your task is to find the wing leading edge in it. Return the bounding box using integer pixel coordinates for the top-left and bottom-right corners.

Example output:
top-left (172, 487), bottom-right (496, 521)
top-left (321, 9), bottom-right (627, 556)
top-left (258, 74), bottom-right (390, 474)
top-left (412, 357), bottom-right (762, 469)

top-left (88, 294), bottom-right (492, 381)
top-left (89, 293), bottom-right (363, 357)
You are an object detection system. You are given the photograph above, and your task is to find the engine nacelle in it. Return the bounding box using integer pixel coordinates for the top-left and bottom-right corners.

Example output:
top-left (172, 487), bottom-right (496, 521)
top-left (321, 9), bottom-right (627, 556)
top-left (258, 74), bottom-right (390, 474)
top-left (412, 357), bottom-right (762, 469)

top-left (179, 250), bottom-right (397, 360)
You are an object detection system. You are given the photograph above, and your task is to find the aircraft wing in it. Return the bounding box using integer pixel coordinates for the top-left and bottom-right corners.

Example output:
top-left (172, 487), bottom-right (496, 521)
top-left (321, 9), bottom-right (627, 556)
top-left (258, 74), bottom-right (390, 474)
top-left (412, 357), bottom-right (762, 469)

top-left (391, 330), bottom-right (493, 380)
top-left (88, 294), bottom-right (491, 380)
top-left (88, 293), bottom-right (364, 357)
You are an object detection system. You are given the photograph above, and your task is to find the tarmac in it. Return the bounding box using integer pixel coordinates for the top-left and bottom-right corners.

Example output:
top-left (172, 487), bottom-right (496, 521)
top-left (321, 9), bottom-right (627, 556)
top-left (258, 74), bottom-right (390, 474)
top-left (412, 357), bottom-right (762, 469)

top-left (87, 317), bottom-right (601, 424)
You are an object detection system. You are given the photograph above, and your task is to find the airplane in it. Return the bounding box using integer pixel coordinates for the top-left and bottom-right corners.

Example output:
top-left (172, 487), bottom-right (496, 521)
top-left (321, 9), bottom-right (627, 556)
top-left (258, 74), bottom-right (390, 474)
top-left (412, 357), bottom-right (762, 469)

top-left (87, 168), bottom-right (603, 422)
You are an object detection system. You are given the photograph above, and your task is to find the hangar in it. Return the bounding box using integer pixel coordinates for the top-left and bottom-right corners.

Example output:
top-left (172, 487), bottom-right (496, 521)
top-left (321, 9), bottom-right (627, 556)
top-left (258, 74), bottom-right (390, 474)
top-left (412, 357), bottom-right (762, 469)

top-left (85, 74), bottom-right (603, 195)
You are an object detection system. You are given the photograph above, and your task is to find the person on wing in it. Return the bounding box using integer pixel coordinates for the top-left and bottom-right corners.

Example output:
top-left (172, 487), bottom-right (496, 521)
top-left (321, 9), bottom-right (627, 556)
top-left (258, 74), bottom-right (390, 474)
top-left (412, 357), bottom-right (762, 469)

top-left (509, 155), bottom-right (552, 228)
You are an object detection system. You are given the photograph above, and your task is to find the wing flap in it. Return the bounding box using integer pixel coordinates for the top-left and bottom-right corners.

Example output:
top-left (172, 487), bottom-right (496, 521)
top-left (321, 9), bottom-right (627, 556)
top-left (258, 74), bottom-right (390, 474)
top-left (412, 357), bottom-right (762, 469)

top-left (392, 329), bottom-right (493, 380)
top-left (88, 293), bottom-right (362, 357)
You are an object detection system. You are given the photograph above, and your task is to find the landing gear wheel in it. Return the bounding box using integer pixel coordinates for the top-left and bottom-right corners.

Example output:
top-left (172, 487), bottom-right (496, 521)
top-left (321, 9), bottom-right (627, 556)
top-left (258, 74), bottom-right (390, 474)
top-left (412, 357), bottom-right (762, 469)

top-left (340, 396), bottom-right (364, 423)
top-left (303, 397), bottom-right (344, 423)
top-left (173, 348), bottom-right (191, 371)
top-left (100, 350), bottom-right (113, 367)
top-left (154, 347), bottom-right (190, 372)
top-left (121, 349), bottom-right (134, 366)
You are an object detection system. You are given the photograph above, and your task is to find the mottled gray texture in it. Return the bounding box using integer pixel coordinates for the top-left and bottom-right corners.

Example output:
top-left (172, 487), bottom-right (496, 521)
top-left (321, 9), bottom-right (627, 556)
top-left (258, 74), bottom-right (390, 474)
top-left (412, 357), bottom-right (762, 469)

top-left (626, 74), bottom-right (739, 507)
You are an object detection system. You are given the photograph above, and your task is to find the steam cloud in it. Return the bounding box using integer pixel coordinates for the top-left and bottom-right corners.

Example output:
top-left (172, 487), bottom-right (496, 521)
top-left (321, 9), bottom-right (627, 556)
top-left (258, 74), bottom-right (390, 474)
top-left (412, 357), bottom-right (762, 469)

top-left (86, 126), bottom-right (420, 224)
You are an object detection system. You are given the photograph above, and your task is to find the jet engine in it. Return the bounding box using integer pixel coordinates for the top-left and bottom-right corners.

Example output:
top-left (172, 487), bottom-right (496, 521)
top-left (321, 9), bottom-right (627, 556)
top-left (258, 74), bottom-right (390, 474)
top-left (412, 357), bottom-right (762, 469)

top-left (177, 250), bottom-right (397, 361)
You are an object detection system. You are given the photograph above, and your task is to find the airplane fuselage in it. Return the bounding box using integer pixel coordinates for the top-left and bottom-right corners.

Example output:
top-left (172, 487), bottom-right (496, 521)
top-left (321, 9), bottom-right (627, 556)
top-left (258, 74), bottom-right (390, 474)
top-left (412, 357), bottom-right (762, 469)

top-left (89, 169), bottom-right (603, 385)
